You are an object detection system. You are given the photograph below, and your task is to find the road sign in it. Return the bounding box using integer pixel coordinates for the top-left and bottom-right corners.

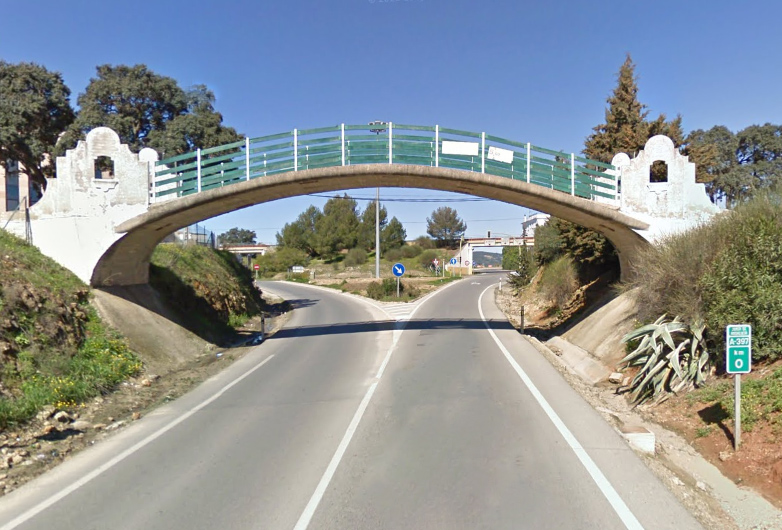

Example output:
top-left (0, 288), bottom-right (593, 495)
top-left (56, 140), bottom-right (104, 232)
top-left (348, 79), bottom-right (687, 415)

top-left (726, 324), bottom-right (752, 374)
top-left (433, 259), bottom-right (439, 266)
top-left (253, 264), bottom-right (259, 270)
top-left (392, 263), bottom-right (405, 277)
top-left (450, 258), bottom-right (457, 265)
top-left (464, 260), bottom-right (470, 266)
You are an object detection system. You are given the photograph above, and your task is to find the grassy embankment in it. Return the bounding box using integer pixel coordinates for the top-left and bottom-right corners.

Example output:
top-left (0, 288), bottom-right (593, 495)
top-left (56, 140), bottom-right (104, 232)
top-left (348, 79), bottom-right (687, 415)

top-left (0, 236), bottom-right (267, 429)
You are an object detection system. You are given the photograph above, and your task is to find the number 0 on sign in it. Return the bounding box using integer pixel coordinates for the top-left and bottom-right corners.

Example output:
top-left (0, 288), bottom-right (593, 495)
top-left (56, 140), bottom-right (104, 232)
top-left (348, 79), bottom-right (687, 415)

top-left (726, 324), bottom-right (752, 374)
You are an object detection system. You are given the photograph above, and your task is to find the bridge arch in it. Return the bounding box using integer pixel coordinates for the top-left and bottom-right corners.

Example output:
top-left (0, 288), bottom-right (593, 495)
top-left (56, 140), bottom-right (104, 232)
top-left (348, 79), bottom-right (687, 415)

top-left (94, 164), bottom-right (650, 286)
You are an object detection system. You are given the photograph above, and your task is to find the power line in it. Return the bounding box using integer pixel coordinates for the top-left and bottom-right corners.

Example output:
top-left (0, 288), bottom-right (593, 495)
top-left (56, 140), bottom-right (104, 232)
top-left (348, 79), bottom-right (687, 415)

top-left (306, 193), bottom-right (491, 203)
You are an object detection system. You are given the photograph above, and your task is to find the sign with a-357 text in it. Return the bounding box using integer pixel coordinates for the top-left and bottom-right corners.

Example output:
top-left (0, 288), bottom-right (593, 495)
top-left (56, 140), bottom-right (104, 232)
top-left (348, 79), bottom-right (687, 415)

top-left (726, 324), bottom-right (752, 374)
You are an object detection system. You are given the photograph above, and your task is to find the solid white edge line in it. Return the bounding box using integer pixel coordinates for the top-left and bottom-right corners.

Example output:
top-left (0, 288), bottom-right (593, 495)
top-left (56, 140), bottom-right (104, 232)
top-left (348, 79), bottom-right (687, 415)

top-left (477, 284), bottom-right (645, 530)
top-left (0, 353), bottom-right (277, 530)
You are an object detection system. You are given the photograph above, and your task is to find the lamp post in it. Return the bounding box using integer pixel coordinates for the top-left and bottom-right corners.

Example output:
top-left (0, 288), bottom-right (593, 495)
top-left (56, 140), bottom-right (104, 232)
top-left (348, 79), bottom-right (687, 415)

top-left (369, 121), bottom-right (387, 279)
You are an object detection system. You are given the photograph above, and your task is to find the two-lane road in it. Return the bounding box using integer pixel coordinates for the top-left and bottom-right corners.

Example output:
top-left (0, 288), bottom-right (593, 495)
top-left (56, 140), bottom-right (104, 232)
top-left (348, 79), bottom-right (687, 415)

top-left (0, 275), bottom-right (702, 529)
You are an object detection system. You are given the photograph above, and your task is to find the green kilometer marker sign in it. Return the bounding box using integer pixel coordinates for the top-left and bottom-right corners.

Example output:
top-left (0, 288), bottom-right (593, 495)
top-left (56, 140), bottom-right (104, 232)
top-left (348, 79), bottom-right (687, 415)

top-left (726, 324), bottom-right (752, 374)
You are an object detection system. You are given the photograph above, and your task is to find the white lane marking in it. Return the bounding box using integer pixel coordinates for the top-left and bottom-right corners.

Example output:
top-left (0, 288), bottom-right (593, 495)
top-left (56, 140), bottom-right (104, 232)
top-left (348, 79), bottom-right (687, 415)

top-left (293, 285), bottom-right (434, 529)
top-left (478, 284), bottom-right (644, 530)
top-left (0, 354), bottom-right (277, 530)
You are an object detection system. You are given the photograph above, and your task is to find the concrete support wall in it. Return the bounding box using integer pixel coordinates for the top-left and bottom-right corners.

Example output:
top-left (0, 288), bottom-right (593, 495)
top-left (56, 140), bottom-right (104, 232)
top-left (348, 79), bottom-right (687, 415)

top-left (612, 135), bottom-right (721, 241)
top-left (7, 128), bottom-right (158, 284)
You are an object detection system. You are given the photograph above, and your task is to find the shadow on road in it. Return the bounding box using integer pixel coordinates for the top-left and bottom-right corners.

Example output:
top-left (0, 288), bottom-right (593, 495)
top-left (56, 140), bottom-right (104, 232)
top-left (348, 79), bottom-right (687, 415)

top-left (272, 317), bottom-right (514, 339)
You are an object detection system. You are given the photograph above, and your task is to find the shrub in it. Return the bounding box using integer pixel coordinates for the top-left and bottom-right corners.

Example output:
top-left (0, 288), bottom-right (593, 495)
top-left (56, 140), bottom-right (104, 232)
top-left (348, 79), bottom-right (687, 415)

top-left (366, 278), bottom-right (401, 300)
top-left (345, 248), bottom-right (367, 267)
top-left (384, 248), bottom-right (403, 262)
top-left (419, 249), bottom-right (438, 268)
top-left (401, 245), bottom-right (423, 258)
top-left (537, 256), bottom-right (577, 308)
top-left (533, 221), bottom-right (562, 265)
top-left (415, 236), bottom-right (435, 249)
top-left (700, 193), bottom-right (782, 363)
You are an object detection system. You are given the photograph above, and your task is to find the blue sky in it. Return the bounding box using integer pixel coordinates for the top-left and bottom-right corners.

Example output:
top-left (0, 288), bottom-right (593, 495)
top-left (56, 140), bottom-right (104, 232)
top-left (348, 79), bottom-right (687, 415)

top-left (3, 0), bottom-right (781, 244)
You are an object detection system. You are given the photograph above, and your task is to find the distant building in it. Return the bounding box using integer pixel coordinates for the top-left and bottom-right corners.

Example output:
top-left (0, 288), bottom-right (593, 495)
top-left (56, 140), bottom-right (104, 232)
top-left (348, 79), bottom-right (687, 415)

top-left (522, 213), bottom-right (550, 238)
top-left (0, 161), bottom-right (37, 212)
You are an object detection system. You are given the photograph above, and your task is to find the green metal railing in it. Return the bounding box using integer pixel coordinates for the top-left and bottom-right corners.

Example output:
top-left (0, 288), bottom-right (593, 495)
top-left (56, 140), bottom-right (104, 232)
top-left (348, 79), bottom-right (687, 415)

top-left (152, 123), bottom-right (618, 203)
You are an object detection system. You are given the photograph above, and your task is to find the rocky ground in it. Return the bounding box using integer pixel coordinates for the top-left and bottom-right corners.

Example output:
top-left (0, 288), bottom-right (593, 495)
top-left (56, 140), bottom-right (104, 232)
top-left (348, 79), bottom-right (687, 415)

top-left (0, 303), bottom-right (290, 497)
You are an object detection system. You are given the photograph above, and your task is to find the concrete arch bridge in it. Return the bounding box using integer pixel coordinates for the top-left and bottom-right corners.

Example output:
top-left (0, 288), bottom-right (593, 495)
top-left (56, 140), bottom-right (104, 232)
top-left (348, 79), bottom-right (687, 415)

top-left (1, 124), bottom-right (719, 286)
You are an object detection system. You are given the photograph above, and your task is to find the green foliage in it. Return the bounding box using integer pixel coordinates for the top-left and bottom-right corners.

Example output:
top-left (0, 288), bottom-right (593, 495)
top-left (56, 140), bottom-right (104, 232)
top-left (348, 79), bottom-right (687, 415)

top-left (552, 219), bottom-right (618, 278)
top-left (344, 248), bottom-right (368, 267)
top-left (277, 205), bottom-right (323, 257)
top-left (538, 256), bottom-right (578, 308)
top-left (58, 64), bottom-right (239, 157)
top-left (700, 193), bottom-right (782, 362)
top-left (628, 190), bottom-right (782, 365)
top-left (620, 317), bottom-right (711, 405)
top-left (256, 247), bottom-right (311, 274)
top-left (533, 220), bottom-right (562, 265)
top-left (584, 54), bottom-right (683, 164)
top-left (685, 124), bottom-right (782, 207)
top-left (419, 249), bottom-right (438, 268)
top-left (357, 201), bottom-right (388, 251)
top-left (366, 279), bottom-right (419, 301)
top-left (384, 248), bottom-right (403, 262)
top-left (381, 217), bottom-right (407, 252)
top-left (314, 194), bottom-right (360, 258)
top-left (504, 246), bottom-right (536, 289)
top-left (150, 244), bottom-right (264, 339)
top-left (426, 207), bottom-right (466, 247)
top-left (218, 227), bottom-right (256, 245)
top-left (0, 61), bottom-right (75, 188)
top-left (401, 245), bottom-right (423, 258)
top-left (415, 236), bottom-right (436, 249)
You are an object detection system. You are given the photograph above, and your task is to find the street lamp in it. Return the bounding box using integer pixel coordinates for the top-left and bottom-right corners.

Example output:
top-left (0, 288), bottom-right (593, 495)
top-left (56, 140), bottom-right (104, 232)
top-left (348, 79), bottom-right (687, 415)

top-left (369, 121), bottom-right (387, 279)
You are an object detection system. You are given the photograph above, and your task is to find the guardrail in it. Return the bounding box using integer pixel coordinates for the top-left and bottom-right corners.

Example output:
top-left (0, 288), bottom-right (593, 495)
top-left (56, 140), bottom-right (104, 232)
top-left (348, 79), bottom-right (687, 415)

top-left (152, 123), bottom-right (618, 204)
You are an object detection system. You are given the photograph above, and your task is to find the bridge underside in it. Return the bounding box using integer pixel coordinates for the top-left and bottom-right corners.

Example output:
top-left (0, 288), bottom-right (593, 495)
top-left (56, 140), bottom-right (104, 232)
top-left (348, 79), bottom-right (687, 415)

top-left (94, 164), bottom-right (650, 286)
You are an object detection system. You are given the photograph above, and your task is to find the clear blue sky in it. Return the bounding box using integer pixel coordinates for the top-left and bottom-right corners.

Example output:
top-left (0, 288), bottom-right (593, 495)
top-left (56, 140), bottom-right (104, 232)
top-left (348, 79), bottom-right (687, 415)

top-left (3, 0), bottom-right (781, 244)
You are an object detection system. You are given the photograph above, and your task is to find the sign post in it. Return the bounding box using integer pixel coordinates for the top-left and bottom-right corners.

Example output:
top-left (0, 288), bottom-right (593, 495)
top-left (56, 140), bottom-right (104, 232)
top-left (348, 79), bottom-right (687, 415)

top-left (253, 263), bottom-right (259, 280)
top-left (726, 324), bottom-right (752, 450)
top-left (392, 262), bottom-right (405, 298)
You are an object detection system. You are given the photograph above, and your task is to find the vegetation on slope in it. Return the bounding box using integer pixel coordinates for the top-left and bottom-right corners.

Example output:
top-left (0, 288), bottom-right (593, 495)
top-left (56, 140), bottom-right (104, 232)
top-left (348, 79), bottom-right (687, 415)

top-left (0, 230), bottom-right (141, 429)
top-left (150, 244), bottom-right (265, 342)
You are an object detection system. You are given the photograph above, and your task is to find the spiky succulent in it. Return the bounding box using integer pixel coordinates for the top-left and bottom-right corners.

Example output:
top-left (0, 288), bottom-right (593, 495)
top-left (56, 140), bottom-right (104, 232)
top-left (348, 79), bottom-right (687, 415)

top-left (619, 316), bottom-right (711, 405)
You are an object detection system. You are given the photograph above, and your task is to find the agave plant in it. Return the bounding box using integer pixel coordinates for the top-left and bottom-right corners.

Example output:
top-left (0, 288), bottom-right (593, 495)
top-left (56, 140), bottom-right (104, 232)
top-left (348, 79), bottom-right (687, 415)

top-left (619, 315), bottom-right (711, 405)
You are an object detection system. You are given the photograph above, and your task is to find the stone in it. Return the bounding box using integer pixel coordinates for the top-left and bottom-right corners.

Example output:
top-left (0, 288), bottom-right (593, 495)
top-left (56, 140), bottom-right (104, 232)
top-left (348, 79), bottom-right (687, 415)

top-left (719, 451), bottom-right (733, 462)
top-left (70, 421), bottom-right (92, 432)
top-left (131, 412), bottom-right (141, 421)
top-left (622, 376), bottom-right (632, 387)
top-left (696, 480), bottom-right (707, 491)
top-left (93, 424), bottom-right (107, 431)
top-left (53, 411), bottom-right (72, 423)
top-left (608, 372), bottom-right (624, 384)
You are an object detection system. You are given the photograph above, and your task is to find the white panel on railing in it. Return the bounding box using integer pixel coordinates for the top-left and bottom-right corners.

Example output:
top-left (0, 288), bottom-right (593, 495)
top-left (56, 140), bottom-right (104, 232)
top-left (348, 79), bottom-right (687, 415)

top-left (442, 141), bottom-right (479, 156)
top-left (488, 146), bottom-right (514, 164)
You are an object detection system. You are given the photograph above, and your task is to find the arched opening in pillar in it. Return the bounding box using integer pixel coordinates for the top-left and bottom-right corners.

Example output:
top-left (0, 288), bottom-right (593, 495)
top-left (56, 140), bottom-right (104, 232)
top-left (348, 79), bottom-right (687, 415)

top-left (94, 156), bottom-right (115, 180)
top-left (650, 160), bottom-right (668, 183)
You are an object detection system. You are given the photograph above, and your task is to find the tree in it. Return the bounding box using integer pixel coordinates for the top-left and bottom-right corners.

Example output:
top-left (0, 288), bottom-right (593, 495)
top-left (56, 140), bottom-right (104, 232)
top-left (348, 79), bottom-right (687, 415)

top-left (381, 217), bottom-right (407, 252)
top-left (533, 220), bottom-right (562, 265)
top-left (59, 64), bottom-right (240, 157)
top-left (685, 123), bottom-right (782, 207)
top-left (219, 228), bottom-right (256, 246)
top-left (426, 206), bottom-right (466, 247)
top-left (577, 54), bottom-right (684, 269)
top-left (314, 194), bottom-right (360, 258)
top-left (357, 201), bottom-right (388, 251)
top-left (277, 205), bottom-right (322, 256)
top-left (146, 85), bottom-right (242, 158)
top-left (0, 61), bottom-right (75, 190)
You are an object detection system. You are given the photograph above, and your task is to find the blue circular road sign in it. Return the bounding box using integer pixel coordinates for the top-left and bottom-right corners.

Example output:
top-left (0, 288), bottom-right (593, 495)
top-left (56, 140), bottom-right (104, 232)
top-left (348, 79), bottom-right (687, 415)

top-left (450, 258), bottom-right (457, 265)
top-left (392, 263), bottom-right (406, 277)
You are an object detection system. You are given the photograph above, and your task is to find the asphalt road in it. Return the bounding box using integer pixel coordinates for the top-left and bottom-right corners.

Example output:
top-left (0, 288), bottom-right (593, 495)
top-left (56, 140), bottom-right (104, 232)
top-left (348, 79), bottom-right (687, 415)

top-left (0, 274), bottom-right (702, 529)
